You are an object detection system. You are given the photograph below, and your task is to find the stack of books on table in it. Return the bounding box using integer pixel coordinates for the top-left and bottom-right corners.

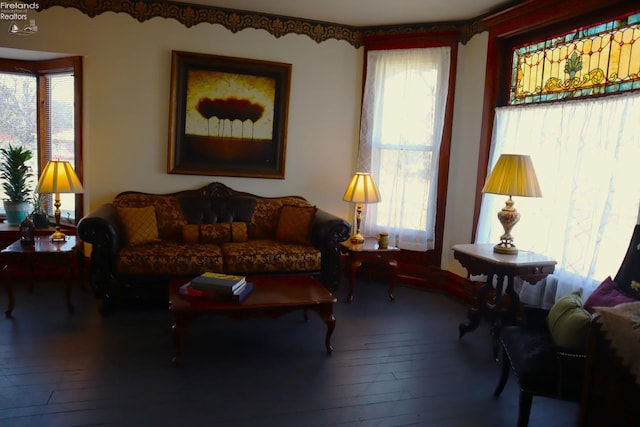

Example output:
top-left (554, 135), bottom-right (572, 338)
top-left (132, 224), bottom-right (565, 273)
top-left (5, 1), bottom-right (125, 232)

top-left (179, 272), bottom-right (253, 302)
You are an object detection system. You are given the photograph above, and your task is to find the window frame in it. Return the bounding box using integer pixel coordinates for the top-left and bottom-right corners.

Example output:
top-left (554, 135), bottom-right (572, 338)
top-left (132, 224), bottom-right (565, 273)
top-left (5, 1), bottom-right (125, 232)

top-left (0, 56), bottom-right (84, 225)
top-left (362, 32), bottom-right (458, 264)
top-left (473, 0), bottom-right (639, 239)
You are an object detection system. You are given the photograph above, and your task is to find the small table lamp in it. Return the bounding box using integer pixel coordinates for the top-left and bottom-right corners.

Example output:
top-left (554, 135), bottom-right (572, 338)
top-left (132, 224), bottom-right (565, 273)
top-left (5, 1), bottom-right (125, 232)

top-left (482, 154), bottom-right (542, 254)
top-left (36, 160), bottom-right (84, 242)
top-left (343, 172), bottom-right (381, 244)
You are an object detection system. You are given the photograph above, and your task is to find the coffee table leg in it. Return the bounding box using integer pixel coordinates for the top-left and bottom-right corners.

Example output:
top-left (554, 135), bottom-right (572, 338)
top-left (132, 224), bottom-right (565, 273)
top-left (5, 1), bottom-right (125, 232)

top-left (171, 313), bottom-right (197, 365)
top-left (325, 314), bottom-right (335, 353)
top-left (312, 306), bottom-right (335, 353)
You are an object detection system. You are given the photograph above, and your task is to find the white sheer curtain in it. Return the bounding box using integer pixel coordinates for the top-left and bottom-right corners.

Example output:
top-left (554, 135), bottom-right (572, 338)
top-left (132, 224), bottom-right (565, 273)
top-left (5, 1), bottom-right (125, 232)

top-left (476, 92), bottom-right (640, 307)
top-left (357, 47), bottom-right (450, 251)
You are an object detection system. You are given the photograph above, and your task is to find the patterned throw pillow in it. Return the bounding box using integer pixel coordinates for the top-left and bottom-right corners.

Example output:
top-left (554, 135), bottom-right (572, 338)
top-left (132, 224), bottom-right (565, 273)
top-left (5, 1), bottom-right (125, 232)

top-left (181, 224), bottom-right (200, 244)
top-left (182, 222), bottom-right (249, 244)
top-left (547, 291), bottom-right (592, 351)
top-left (200, 223), bottom-right (232, 244)
top-left (116, 206), bottom-right (160, 246)
top-left (275, 205), bottom-right (317, 245)
top-left (584, 276), bottom-right (636, 313)
top-left (230, 222), bottom-right (248, 242)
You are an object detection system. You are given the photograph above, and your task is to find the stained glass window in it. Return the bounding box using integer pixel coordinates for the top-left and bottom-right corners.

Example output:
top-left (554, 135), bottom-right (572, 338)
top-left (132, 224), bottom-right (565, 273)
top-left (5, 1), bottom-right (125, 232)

top-left (510, 12), bottom-right (640, 104)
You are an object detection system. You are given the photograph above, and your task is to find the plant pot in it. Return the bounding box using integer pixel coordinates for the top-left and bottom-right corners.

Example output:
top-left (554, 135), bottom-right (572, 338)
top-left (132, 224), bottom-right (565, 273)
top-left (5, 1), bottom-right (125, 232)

top-left (32, 212), bottom-right (49, 228)
top-left (4, 201), bottom-right (31, 226)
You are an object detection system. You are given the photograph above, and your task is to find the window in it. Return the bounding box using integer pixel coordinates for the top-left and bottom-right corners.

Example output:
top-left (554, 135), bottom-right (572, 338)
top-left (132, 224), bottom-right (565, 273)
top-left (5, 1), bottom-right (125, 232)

top-left (0, 57), bottom-right (83, 223)
top-left (510, 11), bottom-right (640, 104)
top-left (357, 47), bottom-right (452, 251)
top-left (477, 10), bottom-right (640, 307)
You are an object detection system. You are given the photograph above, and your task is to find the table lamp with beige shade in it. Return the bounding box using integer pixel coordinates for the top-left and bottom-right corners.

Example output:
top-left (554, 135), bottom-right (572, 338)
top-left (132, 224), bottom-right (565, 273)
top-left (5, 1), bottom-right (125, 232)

top-left (36, 160), bottom-right (84, 242)
top-left (482, 154), bottom-right (542, 254)
top-left (342, 172), bottom-right (381, 244)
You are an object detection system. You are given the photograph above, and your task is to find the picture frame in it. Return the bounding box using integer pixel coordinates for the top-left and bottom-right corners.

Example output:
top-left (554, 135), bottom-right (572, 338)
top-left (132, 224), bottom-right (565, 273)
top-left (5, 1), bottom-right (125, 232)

top-left (168, 51), bottom-right (291, 179)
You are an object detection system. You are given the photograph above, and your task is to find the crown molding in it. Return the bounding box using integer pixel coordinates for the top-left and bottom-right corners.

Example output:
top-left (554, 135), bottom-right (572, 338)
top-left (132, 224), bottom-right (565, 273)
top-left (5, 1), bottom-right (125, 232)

top-left (37, 0), bottom-right (487, 48)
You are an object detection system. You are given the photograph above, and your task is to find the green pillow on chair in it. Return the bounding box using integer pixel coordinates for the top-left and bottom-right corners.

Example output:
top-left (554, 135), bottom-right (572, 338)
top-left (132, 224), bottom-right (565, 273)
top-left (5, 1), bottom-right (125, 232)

top-left (547, 291), bottom-right (592, 351)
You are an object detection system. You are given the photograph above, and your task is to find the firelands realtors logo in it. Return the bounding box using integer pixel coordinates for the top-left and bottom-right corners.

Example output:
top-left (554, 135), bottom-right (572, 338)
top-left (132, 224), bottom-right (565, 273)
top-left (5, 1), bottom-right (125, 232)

top-left (1, 1), bottom-right (39, 35)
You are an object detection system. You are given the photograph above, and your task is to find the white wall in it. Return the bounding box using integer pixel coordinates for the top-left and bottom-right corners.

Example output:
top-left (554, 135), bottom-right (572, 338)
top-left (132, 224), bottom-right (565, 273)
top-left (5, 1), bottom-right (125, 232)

top-left (0, 7), bottom-right (362, 219)
top-left (442, 32), bottom-right (488, 275)
top-left (0, 7), bottom-right (489, 273)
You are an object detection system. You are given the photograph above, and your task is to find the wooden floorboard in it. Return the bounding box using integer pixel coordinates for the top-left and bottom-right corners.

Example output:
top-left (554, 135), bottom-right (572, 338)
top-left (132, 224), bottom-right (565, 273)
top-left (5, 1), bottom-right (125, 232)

top-left (0, 276), bottom-right (580, 427)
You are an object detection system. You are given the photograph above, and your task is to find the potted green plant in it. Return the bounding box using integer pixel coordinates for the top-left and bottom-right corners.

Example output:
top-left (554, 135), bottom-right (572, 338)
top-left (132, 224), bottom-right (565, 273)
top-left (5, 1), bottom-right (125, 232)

top-left (0, 144), bottom-right (34, 225)
top-left (31, 192), bottom-right (49, 228)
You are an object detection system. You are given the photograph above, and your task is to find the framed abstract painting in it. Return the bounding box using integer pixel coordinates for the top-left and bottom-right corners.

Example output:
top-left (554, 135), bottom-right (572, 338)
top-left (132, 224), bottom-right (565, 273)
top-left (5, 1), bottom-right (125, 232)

top-left (168, 51), bottom-right (291, 178)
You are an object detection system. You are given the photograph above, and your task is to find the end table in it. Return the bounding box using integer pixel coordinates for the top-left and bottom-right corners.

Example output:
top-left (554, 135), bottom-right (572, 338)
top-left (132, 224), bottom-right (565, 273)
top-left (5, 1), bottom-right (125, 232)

top-left (340, 237), bottom-right (400, 303)
top-left (453, 243), bottom-right (556, 359)
top-left (1, 236), bottom-right (78, 317)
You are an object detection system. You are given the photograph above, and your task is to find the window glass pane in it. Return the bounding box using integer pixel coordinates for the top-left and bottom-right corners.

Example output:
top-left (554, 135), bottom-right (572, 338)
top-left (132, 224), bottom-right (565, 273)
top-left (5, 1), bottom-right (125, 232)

top-left (376, 70), bottom-right (437, 148)
top-left (46, 73), bottom-right (76, 222)
top-left (510, 11), bottom-right (640, 105)
top-left (374, 69), bottom-right (437, 232)
top-left (0, 72), bottom-right (38, 211)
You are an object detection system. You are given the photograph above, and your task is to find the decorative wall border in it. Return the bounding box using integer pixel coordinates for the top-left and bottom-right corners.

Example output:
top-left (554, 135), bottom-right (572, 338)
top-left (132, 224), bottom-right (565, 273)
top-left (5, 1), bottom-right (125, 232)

top-left (37, 0), bottom-right (487, 48)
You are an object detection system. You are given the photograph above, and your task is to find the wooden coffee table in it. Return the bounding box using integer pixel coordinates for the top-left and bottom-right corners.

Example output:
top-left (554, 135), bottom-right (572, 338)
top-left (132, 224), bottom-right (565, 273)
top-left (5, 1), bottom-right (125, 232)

top-left (169, 275), bottom-right (337, 364)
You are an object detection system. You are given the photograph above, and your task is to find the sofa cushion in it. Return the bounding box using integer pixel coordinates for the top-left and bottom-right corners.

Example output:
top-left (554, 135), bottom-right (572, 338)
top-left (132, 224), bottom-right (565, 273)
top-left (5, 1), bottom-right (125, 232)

top-left (547, 291), bottom-right (591, 351)
top-left (113, 193), bottom-right (186, 241)
top-left (116, 206), bottom-right (160, 246)
top-left (584, 276), bottom-right (636, 313)
top-left (275, 205), bottom-right (317, 245)
top-left (250, 197), bottom-right (313, 239)
top-left (116, 242), bottom-right (224, 275)
top-left (221, 239), bottom-right (321, 274)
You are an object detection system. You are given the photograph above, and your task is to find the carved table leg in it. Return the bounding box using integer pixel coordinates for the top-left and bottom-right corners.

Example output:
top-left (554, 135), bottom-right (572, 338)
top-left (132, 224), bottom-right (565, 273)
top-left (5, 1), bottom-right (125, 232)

top-left (313, 305), bottom-right (336, 353)
top-left (325, 314), bottom-right (336, 353)
top-left (347, 259), bottom-right (362, 303)
top-left (3, 265), bottom-right (14, 318)
top-left (490, 274), bottom-right (506, 361)
top-left (171, 313), bottom-right (198, 366)
top-left (459, 272), bottom-right (494, 338)
top-left (388, 259), bottom-right (398, 301)
top-left (64, 254), bottom-right (75, 314)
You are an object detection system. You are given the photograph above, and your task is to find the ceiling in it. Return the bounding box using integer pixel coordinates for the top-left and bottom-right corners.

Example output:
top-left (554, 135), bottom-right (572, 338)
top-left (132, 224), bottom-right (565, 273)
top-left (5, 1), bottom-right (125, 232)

top-left (180, 0), bottom-right (514, 27)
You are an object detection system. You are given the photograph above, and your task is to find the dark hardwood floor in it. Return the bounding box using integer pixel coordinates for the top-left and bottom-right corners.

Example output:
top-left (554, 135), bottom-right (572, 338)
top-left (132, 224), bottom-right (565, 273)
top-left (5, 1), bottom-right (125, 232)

top-left (0, 276), bottom-right (579, 427)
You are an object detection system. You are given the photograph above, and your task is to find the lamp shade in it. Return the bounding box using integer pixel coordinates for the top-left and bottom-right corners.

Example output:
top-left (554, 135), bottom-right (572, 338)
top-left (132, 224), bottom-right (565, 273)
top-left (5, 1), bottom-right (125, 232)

top-left (37, 160), bottom-right (84, 194)
top-left (481, 154), bottom-right (542, 197)
top-left (343, 172), bottom-right (381, 204)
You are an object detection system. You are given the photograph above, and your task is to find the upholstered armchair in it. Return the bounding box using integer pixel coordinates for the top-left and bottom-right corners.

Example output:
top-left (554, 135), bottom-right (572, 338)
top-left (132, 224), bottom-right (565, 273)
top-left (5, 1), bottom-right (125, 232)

top-left (494, 224), bottom-right (640, 427)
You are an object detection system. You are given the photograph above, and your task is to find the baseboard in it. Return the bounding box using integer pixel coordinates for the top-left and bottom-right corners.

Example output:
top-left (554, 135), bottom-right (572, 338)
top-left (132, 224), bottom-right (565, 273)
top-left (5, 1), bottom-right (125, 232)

top-left (395, 263), bottom-right (478, 305)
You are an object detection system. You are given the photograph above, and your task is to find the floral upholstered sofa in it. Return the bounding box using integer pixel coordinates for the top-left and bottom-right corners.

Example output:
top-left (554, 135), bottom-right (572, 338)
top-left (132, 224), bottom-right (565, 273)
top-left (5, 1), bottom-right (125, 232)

top-left (78, 182), bottom-right (350, 311)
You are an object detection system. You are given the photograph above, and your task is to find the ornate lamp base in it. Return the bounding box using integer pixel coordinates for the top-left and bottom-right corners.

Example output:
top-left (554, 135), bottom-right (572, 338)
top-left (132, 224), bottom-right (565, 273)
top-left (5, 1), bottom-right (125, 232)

top-left (350, 202), bottom-right (365, 244)
top-left (494, 239), bottom-right (518, 254)
top-left (494, 196), bottom-right (520, 255)
top-left (350, 234), bottom-right (365, 244)
top-left (50, 227), bottom-right (67, 242)
top-left (50, 201), bottom-right (67, 242)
